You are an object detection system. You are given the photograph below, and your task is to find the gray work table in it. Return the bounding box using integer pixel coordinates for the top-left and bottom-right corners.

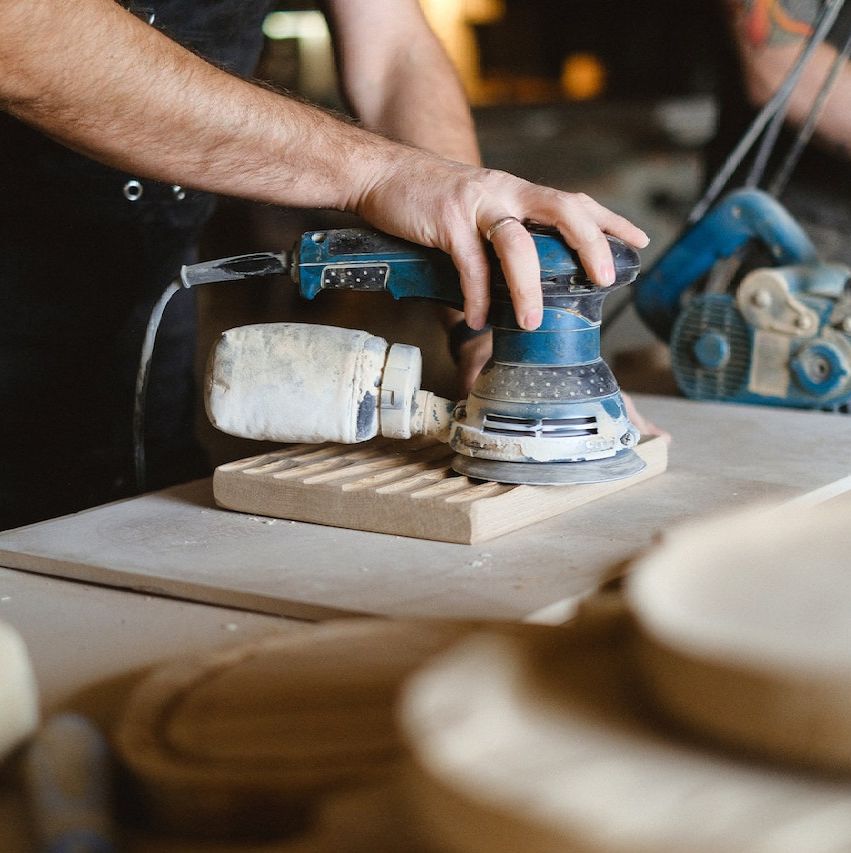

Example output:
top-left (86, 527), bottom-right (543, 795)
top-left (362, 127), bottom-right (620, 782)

top-left (0, 394), bottom-right (847, 626)
top-left (0, 393), bottom-right (848, 851)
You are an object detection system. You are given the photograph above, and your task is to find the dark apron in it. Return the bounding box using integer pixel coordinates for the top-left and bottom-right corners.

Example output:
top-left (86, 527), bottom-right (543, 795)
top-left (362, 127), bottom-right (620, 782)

top-left (0, 0), bottom-right (273, 528)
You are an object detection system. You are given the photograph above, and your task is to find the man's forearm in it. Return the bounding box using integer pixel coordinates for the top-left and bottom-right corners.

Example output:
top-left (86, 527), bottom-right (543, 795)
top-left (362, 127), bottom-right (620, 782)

top-left (0, 0), bottom-right (648, 332)
top-left (727, 0), bottom-right (851, 159)
top-left (0, 0), bottom-right (399, 211)
top-left (323, 0), bottom-right (480, 165)
top-left (323, 0), bottom-right (483, 372)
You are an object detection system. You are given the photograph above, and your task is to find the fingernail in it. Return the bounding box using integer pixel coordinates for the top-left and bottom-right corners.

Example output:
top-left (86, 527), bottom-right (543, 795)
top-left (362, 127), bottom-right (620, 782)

top-left (601, 262), bottom-right (615, 285)
top-left (638, 230), bottom-right (650, 247)
top-left (466, 314), bottom-right (485, 331)
top-left (523, 309), bottom-right (542, 330)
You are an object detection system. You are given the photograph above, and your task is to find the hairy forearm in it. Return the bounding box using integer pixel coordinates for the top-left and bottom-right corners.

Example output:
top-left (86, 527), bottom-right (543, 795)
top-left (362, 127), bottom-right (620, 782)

top-left (728, 0), bottom-right (851, 159)
top-left (0, 0), bottom-right (404, 211)
top-left (324, 0), bottom-right (480, 165)
top-left (0, 0), bottom-right (649, 334)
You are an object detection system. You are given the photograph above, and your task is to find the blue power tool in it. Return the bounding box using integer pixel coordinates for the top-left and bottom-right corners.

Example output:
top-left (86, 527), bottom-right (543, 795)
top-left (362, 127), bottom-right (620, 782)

top-left (182, 226), bottom-right (644, 485)
top-left (634, 188), bottom-right (851, 410)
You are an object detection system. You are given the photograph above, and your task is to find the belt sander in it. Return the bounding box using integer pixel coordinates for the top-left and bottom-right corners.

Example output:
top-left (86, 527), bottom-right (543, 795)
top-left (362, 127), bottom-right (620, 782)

top-left (181, 227), bottom-right (643, 486)
top-left (634, 189), bottom-right (851, 411)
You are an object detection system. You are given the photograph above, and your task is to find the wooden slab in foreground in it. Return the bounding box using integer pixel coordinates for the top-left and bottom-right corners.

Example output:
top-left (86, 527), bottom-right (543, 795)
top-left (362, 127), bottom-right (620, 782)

top-left (400, 610), bottom-right (851, 853)
top-left (627, 497), bottom-right (851, 774)
top-left (212, 436), bottom-right (668, 544)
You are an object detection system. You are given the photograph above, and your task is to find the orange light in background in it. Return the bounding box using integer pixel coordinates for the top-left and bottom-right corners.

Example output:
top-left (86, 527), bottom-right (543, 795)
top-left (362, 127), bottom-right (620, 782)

top-left (419, 0), bottom-right (504, 99)
top-left (560, 52), bottom-right (607, 101)
top-left (462, 0), bottom-right (505, 24)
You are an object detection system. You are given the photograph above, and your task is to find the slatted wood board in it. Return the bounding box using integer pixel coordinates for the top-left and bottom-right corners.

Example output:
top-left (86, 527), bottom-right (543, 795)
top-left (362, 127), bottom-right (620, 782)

top-left (213, 436), bottom-right (668, 544)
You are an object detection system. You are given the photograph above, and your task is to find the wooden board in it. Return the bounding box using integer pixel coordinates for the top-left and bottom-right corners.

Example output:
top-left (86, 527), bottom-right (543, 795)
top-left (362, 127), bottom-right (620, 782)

top-left (400, 608), bottom-right (851, 853)
top-left (626, 496), bottom-right (851, 773)
top-left (114, 619), bottom-right (474, 838)
top-left (0, 396), bottom-right (848, 623)
top-left (212, 437), bottom-right (668, 544)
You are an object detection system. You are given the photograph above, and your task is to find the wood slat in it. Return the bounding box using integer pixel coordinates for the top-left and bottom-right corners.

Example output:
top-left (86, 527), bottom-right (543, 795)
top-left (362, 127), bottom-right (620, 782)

top-left (213, 437), bottom-right (668, 544)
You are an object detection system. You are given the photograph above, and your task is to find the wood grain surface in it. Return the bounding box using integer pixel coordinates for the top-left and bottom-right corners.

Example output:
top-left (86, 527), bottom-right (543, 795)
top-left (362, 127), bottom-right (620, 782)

top-left (114, 619), bottom-right (474, 838)
top-left (0, 396), bottom-right (848, 623)
top-left (212, 437), bottom-right (668, 544)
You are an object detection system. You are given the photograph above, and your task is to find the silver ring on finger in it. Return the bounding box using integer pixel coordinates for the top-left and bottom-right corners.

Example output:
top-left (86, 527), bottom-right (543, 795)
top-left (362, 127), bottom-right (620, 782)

top-left (485, 215), bottom-right (522, 242)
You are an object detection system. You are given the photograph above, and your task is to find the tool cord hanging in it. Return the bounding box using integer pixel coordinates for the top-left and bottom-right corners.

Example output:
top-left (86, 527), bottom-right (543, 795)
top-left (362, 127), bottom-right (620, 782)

top-left (768, 22), bottom-right (851, 195)
top-left (133, 280), bottom-right (182, 493)
top-left (692, 0), bottom-right (845, 222)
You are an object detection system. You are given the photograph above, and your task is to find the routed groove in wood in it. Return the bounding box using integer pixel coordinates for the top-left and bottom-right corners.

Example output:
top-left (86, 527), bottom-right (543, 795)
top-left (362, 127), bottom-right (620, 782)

top-left (213, 436), bottom-right (669, 544)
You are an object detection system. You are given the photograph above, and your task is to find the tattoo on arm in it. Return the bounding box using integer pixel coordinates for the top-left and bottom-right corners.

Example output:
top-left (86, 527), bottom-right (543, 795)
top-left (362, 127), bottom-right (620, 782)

top-left (735, 0), bottom-right (821, 47)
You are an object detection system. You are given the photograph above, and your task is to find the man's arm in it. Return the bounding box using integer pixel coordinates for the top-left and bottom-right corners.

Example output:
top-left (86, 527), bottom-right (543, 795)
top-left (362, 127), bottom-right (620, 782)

top-left (322, 0), bottom-right (480, 165)
top-left (322, 0), bottom-right (486, 393)
top-left (727, 0), bottom-right (851, 159)
top-left (0, 0), bottom-right (647, 332)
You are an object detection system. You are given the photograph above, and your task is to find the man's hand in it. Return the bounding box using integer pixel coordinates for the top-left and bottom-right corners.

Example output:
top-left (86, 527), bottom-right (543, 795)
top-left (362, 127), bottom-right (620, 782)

top-left (447, 318), bottom-right (493, 400)
top-left (456, 334), bottom-right (491, 398)
top-left (623, 392), bottom-right (671, 444)
top-left (353, 151), bottom-right (648, 331)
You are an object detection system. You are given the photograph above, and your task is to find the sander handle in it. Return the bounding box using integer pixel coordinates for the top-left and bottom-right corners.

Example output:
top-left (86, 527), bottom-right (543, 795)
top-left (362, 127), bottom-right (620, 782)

top-left (180, 228), bottom-right (641, 311)
top-left (293, 228), bottom-right (641, 304)
top-left (293, 228), bottom-right (463, 305)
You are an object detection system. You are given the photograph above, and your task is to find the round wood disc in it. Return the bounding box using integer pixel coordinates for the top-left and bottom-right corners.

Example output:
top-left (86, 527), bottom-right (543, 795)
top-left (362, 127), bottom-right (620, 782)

top-left (626, 499), bottom-right (851, 772)
top-left (114, 618), bottom-right (471, 837)
top-left (0, 620), bottom-right (38, 762)
top-left (400, 609), bottom-right (851, 853)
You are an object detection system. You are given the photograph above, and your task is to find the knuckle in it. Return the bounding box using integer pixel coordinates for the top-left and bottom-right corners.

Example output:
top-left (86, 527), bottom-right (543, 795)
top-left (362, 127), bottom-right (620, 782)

top-left (481, 169), bottom-right (526, 199)
top-left (563, 220), bottom-right (600, 245)
top-left (454, 250), bottom-right (487, 276)
top-left (484, 168), bottom-right (516, 184)
top-left (506, 275), bottom-right (538, 296)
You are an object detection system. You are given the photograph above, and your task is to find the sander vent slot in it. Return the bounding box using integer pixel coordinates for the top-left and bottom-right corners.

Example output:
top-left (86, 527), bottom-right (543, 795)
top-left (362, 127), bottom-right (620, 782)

top-left (482, 414), bottom-right (599, 438)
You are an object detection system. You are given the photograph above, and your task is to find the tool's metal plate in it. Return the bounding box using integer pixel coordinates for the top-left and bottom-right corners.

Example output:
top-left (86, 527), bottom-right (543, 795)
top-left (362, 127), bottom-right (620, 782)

top-left (451, 450), bottom-right (646, 486)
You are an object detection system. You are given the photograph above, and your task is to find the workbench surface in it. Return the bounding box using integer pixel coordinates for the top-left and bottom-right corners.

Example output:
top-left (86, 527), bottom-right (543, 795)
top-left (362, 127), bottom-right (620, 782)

top-left (0, 393), bottom-right (848, 851)
top-left (0, 395), bottom-right (846, 626)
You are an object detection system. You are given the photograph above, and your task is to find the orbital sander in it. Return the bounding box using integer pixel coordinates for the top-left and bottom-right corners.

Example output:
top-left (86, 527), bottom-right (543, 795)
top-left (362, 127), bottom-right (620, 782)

top-left (181, 226), bottom-right (643, 486)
